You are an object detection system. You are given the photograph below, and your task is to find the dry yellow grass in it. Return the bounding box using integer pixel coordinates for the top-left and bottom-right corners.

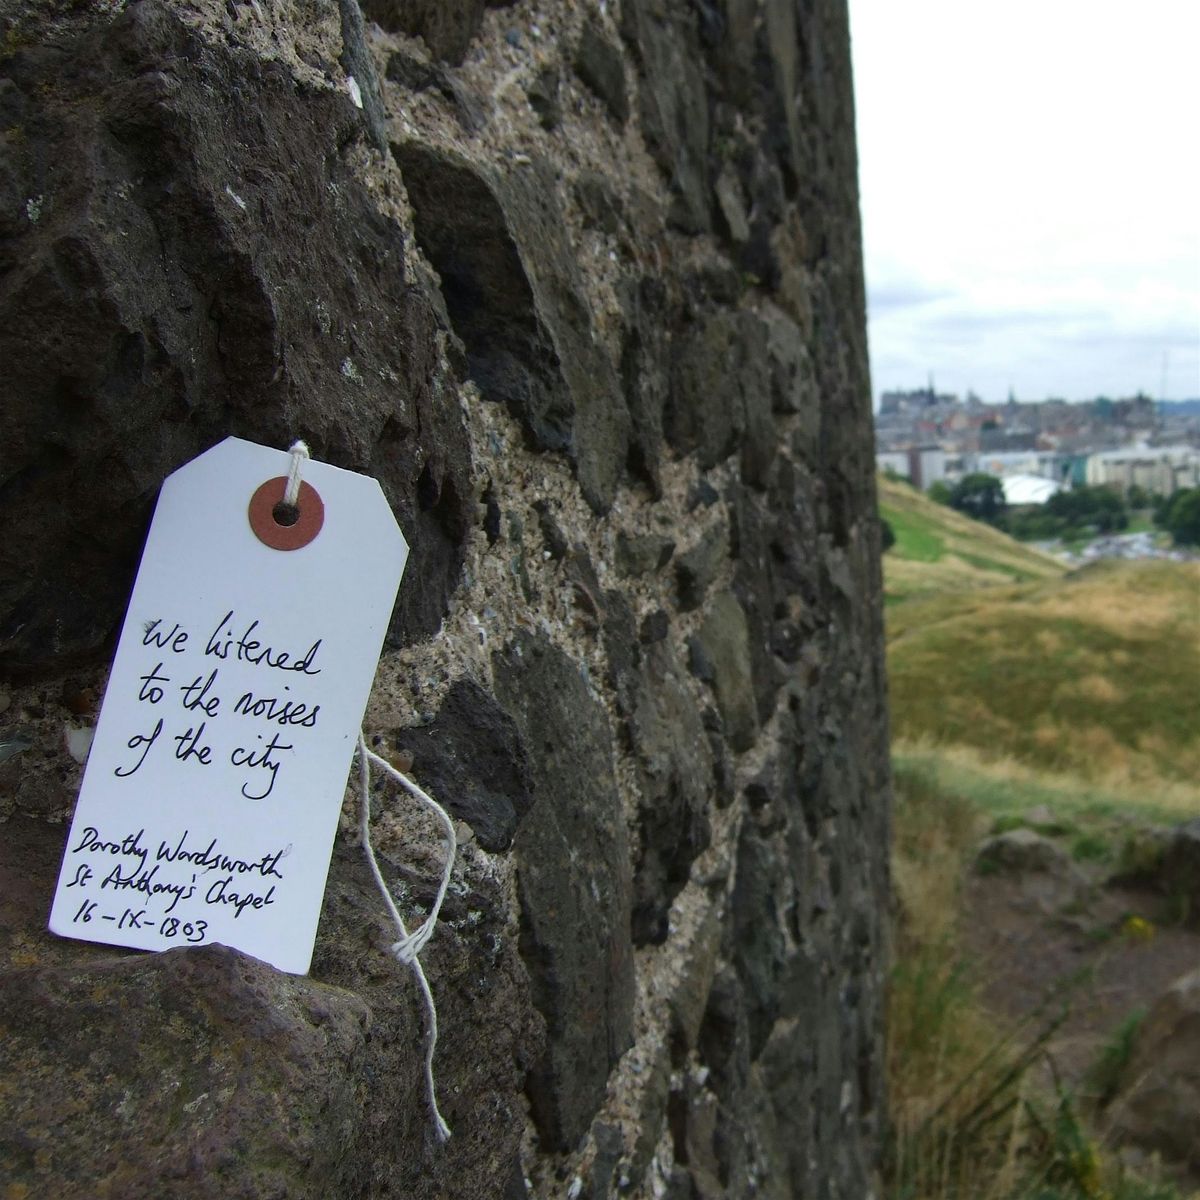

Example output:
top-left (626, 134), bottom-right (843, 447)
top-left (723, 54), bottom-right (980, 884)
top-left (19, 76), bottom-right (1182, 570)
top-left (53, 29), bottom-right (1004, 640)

top-left (1061, 674), bottom-right (1122, 704)
top-left (893, 740), bottom-right (1200, 823)
top-left (1026, 562), bottom-right (1200, 637)
top-left (888, 559), bottom-right (1200, 789)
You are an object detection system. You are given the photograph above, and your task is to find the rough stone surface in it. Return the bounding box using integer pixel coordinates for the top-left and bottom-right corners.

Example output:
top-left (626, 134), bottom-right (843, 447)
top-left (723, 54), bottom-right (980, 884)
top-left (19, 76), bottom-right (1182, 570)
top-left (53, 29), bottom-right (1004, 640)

top-left (394, 142), bottom-right (629, 513)
top-left (574, 19), bottom-right (628, 126)
top-left (391, 677), bottom-right (532, 851)
top-left (0, 943), bottom-right (372, 1199)
top-left (695, 591), bottom-right (759, 753)
top-left (619, 0), bottom-right (710, 233)
top-left (675, 521), bottom-right (728, 611)
top-left (616, 532), bottom-right (675, 578)
top-left (1159, 818), bottom-right (1200, 929)
top-left (0, 0), bottom-right (471, 669)
top-left (0, 0), bottom-right (890, 1196)
top-left (359, 0), bottom-right (510, 65)
top-left (976, 828), bottom-right (1072, 874)
top-left (494, 632), bottom-right (635, 1151)
top-left (1107, 966), bottom-right (1200, 1189)
top-left (629, 640), bottom-right (713, 945)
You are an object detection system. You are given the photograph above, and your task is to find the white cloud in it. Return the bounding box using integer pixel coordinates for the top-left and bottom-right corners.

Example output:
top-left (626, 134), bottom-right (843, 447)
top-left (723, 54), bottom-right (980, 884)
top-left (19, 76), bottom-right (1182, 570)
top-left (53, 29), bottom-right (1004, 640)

top-left (848, 0), bottom-right (1200, 402)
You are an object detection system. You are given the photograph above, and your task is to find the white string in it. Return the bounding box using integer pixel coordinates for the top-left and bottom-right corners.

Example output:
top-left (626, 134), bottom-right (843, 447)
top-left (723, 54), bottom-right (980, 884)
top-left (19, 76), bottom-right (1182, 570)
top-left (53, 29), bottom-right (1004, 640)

top-left (357, 731), bottom-right (456, 1143)
top-left (283, 440), bottom-right (309, 507)
top-left (282, 440), bottom-right (452, 1141)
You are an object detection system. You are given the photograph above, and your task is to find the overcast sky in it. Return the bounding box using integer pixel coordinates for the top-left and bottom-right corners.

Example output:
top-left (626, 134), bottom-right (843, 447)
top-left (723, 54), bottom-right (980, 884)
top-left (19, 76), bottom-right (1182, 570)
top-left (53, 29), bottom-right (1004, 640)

top-left (847, 0), bottom-right (1200, 406)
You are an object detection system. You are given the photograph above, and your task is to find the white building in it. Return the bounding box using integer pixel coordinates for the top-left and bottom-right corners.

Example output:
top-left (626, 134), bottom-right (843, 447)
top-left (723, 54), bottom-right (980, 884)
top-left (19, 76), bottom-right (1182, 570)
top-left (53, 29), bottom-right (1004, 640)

top-left (874, 446), bottom-right (947, 490)
top-left (1001, 474), bottom-right (1062, 506)
top-left (972, 451), bottom-right (1073, 484)
top-left (1085, 446), bottom-right (1200, 495)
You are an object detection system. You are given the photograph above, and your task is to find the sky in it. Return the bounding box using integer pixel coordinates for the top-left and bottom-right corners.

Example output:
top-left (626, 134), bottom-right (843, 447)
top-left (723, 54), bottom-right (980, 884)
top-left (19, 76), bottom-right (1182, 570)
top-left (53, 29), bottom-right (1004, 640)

top-left (846, 0), bottom-right (1200, 407)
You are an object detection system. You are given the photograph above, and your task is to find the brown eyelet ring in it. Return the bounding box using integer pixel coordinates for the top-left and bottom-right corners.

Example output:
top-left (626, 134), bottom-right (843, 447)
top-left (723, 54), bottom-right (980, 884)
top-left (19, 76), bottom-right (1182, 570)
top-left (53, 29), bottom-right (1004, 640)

top-left (248, 478), bottom-right (324, 551)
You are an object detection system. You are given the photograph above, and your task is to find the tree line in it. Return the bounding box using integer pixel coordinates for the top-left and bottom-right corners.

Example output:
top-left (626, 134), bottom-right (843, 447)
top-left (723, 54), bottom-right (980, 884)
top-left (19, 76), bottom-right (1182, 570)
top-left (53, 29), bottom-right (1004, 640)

top-left (919, 475), bottom-right (1200, 547)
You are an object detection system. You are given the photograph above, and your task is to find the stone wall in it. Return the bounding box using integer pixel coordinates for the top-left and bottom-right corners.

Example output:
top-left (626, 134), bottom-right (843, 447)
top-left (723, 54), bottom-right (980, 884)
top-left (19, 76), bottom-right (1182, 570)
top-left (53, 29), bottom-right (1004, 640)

top-left (0, 1), bottom-right (891, 1196)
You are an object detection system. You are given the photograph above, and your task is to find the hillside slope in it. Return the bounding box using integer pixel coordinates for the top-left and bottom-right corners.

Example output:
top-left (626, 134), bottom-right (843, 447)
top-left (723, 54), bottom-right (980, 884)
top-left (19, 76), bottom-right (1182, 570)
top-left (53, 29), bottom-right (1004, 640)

top-left (888, 559), bottom-right (1200, 786)
top-left (879, 474), bottom-right (1065, 601)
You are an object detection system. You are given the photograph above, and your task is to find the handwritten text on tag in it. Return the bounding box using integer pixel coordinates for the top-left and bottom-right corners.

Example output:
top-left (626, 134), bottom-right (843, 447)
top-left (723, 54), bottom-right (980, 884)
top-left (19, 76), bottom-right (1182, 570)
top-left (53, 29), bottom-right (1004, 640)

top-left (48, 438), bottom-right (407, 974)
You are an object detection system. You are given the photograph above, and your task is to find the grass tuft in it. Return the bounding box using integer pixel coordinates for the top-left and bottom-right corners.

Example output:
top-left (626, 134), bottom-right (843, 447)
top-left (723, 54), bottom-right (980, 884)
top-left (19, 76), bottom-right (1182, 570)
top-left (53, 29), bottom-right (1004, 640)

top-left (1084, 1008), bottom-right (1147, 1110)
top-left (887, 760), bottom-right (1188, 1200)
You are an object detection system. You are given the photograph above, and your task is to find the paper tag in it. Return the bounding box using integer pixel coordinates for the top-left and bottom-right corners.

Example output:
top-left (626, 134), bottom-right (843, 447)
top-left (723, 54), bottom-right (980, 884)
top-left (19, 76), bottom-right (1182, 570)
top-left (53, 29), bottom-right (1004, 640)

top-left (48, 438), bottom-right (407, 974)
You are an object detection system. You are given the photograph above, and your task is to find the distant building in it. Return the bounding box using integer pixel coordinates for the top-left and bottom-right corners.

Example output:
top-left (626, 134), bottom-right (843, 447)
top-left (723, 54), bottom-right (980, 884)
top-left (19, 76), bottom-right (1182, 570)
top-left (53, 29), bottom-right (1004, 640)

top-left (972, 451), bottom-right (1074, 484)
top-left (1085, 446), bottom-right (1200, 495)
top-left (876, 451), bottom-right (910, 478)
top-left (979, 427), bottom-right (1037, 452)
top-left (878, 386), bottom-right (957, 415)
top-left (1001, 474), bottom-right (1062, 506)
top-left (874, 445), bottom-right (947, 490)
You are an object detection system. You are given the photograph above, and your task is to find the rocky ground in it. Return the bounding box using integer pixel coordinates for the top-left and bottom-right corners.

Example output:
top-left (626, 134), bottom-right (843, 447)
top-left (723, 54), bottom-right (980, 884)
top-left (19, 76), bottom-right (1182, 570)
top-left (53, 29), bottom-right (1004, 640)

top-left (964, 818), bottom-right (1200, 1191)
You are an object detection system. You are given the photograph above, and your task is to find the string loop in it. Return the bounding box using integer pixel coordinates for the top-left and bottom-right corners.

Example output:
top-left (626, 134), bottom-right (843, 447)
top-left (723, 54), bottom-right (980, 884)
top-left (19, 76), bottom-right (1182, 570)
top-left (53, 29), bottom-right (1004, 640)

top-left (357, 732), bottom-right (456, 1143)
top-left (283, 440), bottom-right (309, 507)
top-left (283, 440), bottom-right (452, 1142)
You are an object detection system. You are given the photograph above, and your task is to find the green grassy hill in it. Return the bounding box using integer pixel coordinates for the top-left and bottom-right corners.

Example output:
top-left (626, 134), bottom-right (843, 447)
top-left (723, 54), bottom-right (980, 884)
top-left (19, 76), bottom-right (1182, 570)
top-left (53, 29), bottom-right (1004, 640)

top-left (880, 487), bottom-right (1200, 1200)
top-left (879, 474), bottom-right (1065, 602)
top-left (881, 473), bottom-right (1200, 794)
top-left (881, 468), bottom-right (1200, 800)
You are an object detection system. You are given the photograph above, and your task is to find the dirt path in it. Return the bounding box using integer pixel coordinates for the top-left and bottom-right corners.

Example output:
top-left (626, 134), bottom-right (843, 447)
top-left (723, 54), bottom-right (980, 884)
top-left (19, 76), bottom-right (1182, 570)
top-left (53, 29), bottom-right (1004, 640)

top-left (962, 870), bottom-right (1200, 1091)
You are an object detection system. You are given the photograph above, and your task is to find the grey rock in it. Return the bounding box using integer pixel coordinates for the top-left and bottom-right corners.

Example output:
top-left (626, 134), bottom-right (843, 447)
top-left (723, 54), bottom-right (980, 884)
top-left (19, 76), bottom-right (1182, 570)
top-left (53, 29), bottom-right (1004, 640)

top-left (618, 273), bottom-right (671, 490)
top-left (675, 522), bottom-right (728, 611)
top-left (602, 587), bottom-right (640, 718)
top-left (713, 165), bottom-right (750, 244)
top-left (0, 944), bottom-right (371, 1199)
top-left (666, 310), bottom-right (775, 486)
top-left (337, 0), bottom-right (389, 150)
top-left (727, 483), bottom-right (787, 723)
top-left (505, 1156), bottom-right (530, 1199)
top-left (589, 1120), bottom-right (625, 1198)
top-left (575, 170), bottom-right (625, 235)
top-left (395, 144), bottom-right (630, 512)
top-left (620, 0), bottom-right (710, 233)
top-left (698, 965), bottom-right (751, 1099)
top-left (628, 1037), bottom-right (672, 1186)
top-left (575, 20), bottom-right (629, 125)
top-left (709, 730), bottom-right (736, 809)
top-left (629, 641), bottom-right (713, 944)
top-left (0, 2), bottom-right (473, 669)
top-left (667, 904), bottom-right (723, 1056)
top-left (1108, 967), bottom-right (1200, 1187)
top-left (639, 608), bottom-right (670, 644)
top-left (688, 478), bottom-right (721, 510)
top-left (759, 300), bottom-right (817, 417)
top-left (359, 0), bottom-right (510, 65)
top-left (976, 828), bottom-right (1070, 874)
top-left (731, 820), bottom-right (789, 1055)
top-left (533, 499), bottom-right (570, 561)
top-left (526, 66), bottom-right (562, 130)
top-left (393, 677), bottom-right (533, 851)
top-left (695, 592), bottom-right (758, 753)
top-left (617, 532), bottom-right (675, 578)
top-left (663, 1166), bottom-right (697, 1200)
top-left (385, 47), bottom-right (486, 131)
top-left (976, 829), bottom-right (1094, 916)
top-left (565, 546), bottom-right (605, 625)
top-left (483, 482), bottom-right (503, 544)
top-left (686, 634), bottom-right (716, 685)
top-left (1160, 818), bottom-right (1200, 928)
top-left (494, 632), bottom-right (635, 1150)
